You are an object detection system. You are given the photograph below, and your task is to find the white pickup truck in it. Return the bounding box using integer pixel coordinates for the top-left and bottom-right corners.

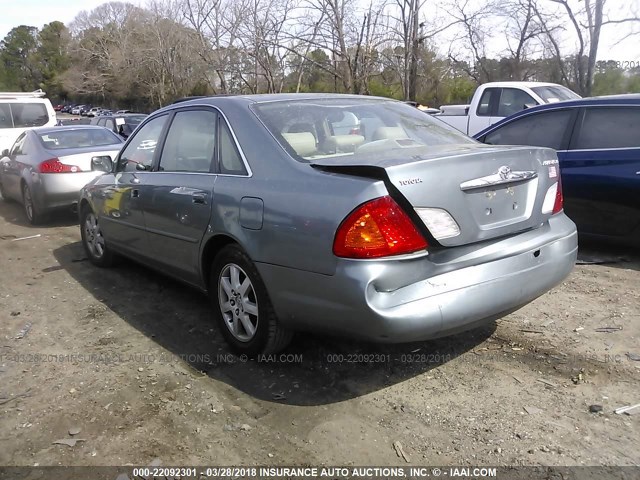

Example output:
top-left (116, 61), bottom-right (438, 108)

top-left (435, 82), bottom-right (580, 137)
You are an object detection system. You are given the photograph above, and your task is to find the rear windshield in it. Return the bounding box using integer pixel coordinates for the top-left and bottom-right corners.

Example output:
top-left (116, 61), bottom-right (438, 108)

top-left (251, 98), bottom-right (474, 162)
top-left (0, 102), bottom-right (50, 128)
top-left (531, 86), bottom-right (581, 103)
top-left (38, 129), bottom-right (122, 150)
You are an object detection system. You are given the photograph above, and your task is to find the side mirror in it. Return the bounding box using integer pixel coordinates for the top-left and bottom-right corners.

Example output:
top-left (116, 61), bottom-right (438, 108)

top-left (1, 149), bottom-right (9, 157)
top-left (91, 155), bottom-right (113, 173)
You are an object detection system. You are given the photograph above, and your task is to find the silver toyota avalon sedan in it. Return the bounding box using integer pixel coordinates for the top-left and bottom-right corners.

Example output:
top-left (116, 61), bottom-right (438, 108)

top-left (0, 125), bottom-right (123, 224)
top-left (78, 94), bottom-right (577, 354)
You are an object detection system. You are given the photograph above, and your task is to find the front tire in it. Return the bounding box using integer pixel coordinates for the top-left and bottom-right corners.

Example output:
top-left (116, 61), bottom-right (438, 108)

top-left (210, 245), bottom-right (292, 355)
top-left (80, 206), bottom-right (115, 267)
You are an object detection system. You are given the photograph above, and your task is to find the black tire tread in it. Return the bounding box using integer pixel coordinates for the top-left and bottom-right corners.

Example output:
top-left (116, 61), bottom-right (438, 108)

top-left (22, 183), bottom-right (44, 225)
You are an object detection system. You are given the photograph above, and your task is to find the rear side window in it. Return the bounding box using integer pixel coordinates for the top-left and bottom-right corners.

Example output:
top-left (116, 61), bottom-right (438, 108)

top-left (573, 107), bottom-right (640, 150)
top-left (0, 104), bottom-right (12, 128)
top-left (11, 133), bottom-right (27, 155)
top-left (159, 110), bottom-right (216, 173)
top-left (484, 109), bottom-right (573, 150)
top-left (9, 103), bottom-right (49, 127)
top-left (218, 117), bottom-right (247, 175)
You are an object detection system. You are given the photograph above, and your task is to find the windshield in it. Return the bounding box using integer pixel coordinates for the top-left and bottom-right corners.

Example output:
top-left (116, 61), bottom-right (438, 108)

top-left (39, 128), bottom-right (122, 149)
top-left (531, 86), bottom-right (581, 103)
top-left (252, 98), bottom-right (474, 163)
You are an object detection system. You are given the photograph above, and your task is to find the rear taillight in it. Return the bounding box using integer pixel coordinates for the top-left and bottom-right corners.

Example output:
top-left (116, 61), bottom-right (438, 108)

top-left (333, 196), bottom-right (428, 259)
top-left (39, 158), bottom-right (82, 174)
top-left (552, 175), bottom-right (563, 214)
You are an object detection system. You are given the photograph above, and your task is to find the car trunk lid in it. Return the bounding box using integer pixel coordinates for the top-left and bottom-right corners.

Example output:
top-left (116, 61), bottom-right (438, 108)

top-left (49, 145), bottom-right (120, 172)
top-left (312, 143), bottom-right (560, 247)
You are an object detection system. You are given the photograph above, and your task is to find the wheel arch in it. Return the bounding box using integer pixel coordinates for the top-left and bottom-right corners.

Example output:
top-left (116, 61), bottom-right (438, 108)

top-left (201, 234), bottom-right (241, 292)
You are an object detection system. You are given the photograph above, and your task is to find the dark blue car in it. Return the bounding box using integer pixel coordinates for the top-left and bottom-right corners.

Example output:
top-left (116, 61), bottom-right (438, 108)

top-left (475, 94), bottom-right (640, 247)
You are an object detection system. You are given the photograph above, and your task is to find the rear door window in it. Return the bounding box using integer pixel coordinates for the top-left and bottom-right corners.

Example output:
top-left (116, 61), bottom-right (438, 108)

top-left (572, 107), bottom-right (640, 150)
top-left (484, 109), bottom-right (574, 150)
top-left (477, 88), bottom-right (500, 117)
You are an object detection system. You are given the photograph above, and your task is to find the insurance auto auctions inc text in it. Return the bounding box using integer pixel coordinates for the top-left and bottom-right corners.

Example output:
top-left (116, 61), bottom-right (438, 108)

top-left (255, 466), bottom-right (497, 478)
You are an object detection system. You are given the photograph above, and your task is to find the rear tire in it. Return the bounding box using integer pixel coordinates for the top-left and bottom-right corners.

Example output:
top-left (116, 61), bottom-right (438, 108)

top-left (22, 183), bottom-right (44, 225)
top-left (0, 180), bottom-right (9, 201)
top-left (80, 206), bottom-right (115, 267)
top-left (210, 245), bottom-right (293, 355)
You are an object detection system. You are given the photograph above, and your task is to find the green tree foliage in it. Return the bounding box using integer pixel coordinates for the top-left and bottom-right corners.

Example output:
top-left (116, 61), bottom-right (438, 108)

top-left (37, 22), bottom-right (71, 97)
top-left (0, 22), bottom-right (71, 96)
top-left (0, 25), bottom-right (39, 91)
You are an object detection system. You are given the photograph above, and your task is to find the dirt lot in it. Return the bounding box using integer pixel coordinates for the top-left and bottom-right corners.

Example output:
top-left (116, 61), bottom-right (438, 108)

top-left (0, 197), bottom-right (639, 469)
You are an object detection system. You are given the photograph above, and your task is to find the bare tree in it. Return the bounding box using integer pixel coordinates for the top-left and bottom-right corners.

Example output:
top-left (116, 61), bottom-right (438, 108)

top-left (535, 0), bottom-right (639, 95)
top-left (446, 0), bottom-right (498, 84)
top-left (501, 0), bottom-right (546, 80)
top-left (182, 0), bottom-right (249, 93)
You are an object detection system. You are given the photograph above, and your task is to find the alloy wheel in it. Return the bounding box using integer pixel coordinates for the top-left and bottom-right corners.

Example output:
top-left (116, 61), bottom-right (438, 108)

top-left (218, 263), bottom-right (259, 342)
top-left (83, 212), bottom-right (105, 258)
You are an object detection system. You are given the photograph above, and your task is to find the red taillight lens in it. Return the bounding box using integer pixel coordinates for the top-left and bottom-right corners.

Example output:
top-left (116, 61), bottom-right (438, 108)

top-left (39, 158), bottom-right (82, 174)
top-left (333, 196), bottom-right (428, 259)
top-left (552, 175), bottom-right (563, 214)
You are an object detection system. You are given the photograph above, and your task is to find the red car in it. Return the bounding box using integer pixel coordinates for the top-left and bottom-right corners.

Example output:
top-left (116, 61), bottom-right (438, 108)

top-left (53, 105), bottom-right (64, 111)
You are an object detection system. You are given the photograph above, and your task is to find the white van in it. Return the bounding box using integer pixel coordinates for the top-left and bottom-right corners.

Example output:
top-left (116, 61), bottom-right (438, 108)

top-left (0, 90), bottom-right (57, 154)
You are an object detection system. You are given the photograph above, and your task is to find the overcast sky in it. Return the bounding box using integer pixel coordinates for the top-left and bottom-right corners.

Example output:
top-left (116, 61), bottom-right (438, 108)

top-left (1, 0), bottom-right (638, 62)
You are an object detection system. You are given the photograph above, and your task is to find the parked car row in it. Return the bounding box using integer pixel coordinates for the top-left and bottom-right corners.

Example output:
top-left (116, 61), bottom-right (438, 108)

top-left (89, 113), bottom-right (148, 139)
top-left (60, 104), bottom-right (137, 117)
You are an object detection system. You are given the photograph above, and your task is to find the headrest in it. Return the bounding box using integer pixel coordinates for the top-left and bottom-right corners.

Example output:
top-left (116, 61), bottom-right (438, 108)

top-left (282, 132), bottom-right (317, 157)
top-left (372, 126), bottom-right (409, 141)
top-left (322, 135), bottom-right (365, 153)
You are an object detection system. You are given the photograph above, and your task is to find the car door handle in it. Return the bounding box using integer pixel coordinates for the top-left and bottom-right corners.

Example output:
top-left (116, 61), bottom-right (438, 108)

top-left (192, 192), bottom-right (208, 205)
top-left (131, 189), bottom-right (139, 198)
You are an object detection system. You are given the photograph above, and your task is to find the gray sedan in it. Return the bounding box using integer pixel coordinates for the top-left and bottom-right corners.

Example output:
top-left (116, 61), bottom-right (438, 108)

top-left (0, 126), bottom-right (123, 224)
top-left (78, 94), bottom-right (577, 354)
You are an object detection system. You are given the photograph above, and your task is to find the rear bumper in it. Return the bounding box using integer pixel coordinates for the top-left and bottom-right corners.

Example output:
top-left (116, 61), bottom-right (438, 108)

top-left (257, 214), bottom-right (578, 342)
top-left (33, 172), bottom-right (104, 211)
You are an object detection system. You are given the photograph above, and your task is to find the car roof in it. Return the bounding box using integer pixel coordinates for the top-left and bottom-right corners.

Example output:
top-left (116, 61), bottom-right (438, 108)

top-left (156, 93), bottom-right (399, 115)
top-left (474, 94), bottom-right (640, 138)
top-left (481, 81), bottom-right (568, 89)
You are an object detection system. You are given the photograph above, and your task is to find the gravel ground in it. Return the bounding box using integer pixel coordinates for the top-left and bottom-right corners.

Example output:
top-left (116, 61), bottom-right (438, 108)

top-left (0, 197), bottom-right (638, 468)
